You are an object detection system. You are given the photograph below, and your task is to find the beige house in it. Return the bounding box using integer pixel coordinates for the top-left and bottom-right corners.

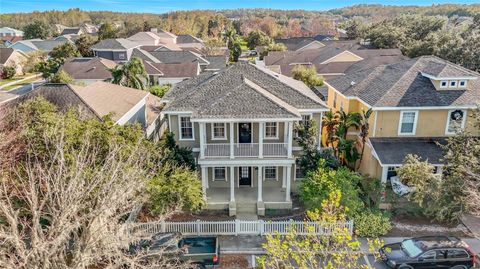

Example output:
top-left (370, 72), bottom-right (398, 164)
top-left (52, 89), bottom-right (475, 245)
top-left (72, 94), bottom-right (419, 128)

top-left (0, 48), bottom-right (27, 75)
top-left (162, 62), bottom-right (328, 216)
top-left (324, 55), bottom-right (480, 183)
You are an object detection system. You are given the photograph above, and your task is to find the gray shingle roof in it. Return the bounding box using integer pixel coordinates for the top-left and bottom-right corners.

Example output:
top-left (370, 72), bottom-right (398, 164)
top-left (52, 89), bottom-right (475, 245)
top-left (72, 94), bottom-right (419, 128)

top-left (205, 55), bottom-right (227, 71)
top-left (31, 40), bottom-right (69, 52)
top-left (91, 38), bottom-right (139, 50)
top-left (164, 62), bottom-right (328, 119)
top-left (147, 51), bottom-right (209, 65)
top-left (60, 57), bottom-right (117, 80)
top-left (370, 137), bottom-right (446, 165)
top-left (327, 56), bottom-right (480, 107)
top-left (177, 34), bottom-right (203, 44)
top-left (60, 27), bottom-right (82, 35)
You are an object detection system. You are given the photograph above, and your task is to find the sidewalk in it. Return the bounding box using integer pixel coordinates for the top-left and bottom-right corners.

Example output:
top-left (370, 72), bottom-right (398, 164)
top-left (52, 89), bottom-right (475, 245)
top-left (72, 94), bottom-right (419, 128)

top-left (462, 214), bottom-right (480, 239)
top-left (219, 235), bottom-right (480, 255)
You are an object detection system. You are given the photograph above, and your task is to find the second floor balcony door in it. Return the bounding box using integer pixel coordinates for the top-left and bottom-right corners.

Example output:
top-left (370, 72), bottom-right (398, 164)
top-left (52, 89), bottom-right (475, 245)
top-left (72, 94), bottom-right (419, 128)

top-left (239, 123), bottom-right (252, 143)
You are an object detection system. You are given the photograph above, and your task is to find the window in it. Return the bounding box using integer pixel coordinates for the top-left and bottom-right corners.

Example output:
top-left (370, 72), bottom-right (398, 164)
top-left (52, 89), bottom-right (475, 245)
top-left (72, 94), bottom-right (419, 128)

top-left (118, 53), bottom-right (126, 60)
top-left (458, 80), bottom-right (467, 88)
top-left (399, 111), bottom-right (418, 135)
top-left (264, 122), bottom-right (278, 139)
top-left (301, 114), bottom-right (311, 126)
top-left (440, 80), bottom-right (448, 88)
top-left (179, 116), bottom-right (194, 140)
top-left (264, 167), bottom-right (277, 181)
top-left (420, 250), bottom-right (436, 260)
top-left (450, 80), bottom-right (457, 88)
top-left (240, 167), bottom-right (249, 178)
top-left (446, 109), bottom-right (466, 134)
top-left (296, 165), bottom-right (305, 180)
top-left (212, 123), bottom-right (226, 140)
top-left (213, 167), bottom-right (226, 181)
top-left (447, 249), bottom-right (469, 259)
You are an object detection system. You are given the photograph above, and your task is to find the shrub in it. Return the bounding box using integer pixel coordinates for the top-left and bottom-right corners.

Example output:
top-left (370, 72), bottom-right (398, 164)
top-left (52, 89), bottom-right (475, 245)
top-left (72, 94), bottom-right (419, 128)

top-left (50, 70), bottom-right (74, 83)
top-left (354, 211), bottom-right (392, 237)
top-left (149, 84), bottom-right (171, 98)
top-left (1, 66), bottom-right (16, 79)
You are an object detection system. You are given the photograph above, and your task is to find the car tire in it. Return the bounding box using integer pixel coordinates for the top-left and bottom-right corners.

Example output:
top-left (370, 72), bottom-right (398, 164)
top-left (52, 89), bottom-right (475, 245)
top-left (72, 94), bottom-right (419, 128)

top-left (450, 266), bottom-right (468, 269)
top-left (398, 265), bottom-right (414, 269)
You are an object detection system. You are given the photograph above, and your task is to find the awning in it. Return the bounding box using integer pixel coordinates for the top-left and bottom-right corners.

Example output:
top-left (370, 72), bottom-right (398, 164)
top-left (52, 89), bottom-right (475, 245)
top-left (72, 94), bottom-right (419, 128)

top-left (370, 137), bottom-right (446, 166)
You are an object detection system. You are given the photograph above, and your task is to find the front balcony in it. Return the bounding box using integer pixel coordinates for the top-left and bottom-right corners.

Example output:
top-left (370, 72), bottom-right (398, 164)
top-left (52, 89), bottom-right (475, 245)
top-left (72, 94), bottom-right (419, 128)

top-left (203, 143), bottom-right (288, 158)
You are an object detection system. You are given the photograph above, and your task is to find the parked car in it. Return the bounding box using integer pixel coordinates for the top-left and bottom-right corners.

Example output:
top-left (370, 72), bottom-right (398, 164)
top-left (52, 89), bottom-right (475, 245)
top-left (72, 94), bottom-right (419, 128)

top-left (129, 232), bottom-right (220, 268)
top-left (379, 236), bottom-right (476, 269)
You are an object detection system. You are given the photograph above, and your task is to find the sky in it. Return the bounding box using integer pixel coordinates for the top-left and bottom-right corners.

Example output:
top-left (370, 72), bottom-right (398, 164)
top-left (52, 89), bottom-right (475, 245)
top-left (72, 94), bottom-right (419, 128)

top-left (1, 0), bottom-right (479, 14)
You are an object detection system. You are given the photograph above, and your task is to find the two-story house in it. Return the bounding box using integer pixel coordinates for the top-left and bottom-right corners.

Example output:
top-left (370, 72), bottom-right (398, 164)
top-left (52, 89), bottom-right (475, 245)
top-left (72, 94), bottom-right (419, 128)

top-left (91, 38), bottom-right (140, 62)
top-left (162, 62), bottom-right (328, 216)
top-left (324, 55), bottom-right (480, 184)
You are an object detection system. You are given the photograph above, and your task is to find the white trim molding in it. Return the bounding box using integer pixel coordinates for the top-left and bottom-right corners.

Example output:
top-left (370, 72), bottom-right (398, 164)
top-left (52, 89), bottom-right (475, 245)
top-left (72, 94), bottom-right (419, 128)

top-left (211, 122), bottom-right (227, 140)
top-left (178, 115), bottom-right (195, 141)
top-left (445, 109), bottom-right (467, 135)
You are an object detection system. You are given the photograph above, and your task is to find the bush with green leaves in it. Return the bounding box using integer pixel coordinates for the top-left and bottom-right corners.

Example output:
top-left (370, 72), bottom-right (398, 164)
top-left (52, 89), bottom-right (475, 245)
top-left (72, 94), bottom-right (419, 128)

top-left (354, 210), bottom-right (392, 237)
top-left (1, 66), bottom-right (16, 79)
top-left (149, 84), bottom-right (171, 98)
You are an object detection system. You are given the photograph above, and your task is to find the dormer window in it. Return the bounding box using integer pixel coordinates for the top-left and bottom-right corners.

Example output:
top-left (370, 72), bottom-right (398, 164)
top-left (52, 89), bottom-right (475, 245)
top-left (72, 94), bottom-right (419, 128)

top-left (450, 80), bottom-right (457, 88)
top-left (458, 80), bottom-right (467, 88)
top-left (440, 81), bottom-right (448, 88)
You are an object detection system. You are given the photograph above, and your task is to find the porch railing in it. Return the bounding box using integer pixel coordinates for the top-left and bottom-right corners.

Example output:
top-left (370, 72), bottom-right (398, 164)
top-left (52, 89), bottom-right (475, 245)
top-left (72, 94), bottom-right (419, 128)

top-left (126, 219), bottom-right (354, 238)
top-left (203, 143), bottom-right (288, 158)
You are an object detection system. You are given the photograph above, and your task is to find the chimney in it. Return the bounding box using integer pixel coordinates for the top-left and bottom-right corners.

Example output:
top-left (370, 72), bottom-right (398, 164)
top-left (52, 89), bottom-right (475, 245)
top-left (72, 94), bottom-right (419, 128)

top-left (150, 28), bottom-right (158, 33)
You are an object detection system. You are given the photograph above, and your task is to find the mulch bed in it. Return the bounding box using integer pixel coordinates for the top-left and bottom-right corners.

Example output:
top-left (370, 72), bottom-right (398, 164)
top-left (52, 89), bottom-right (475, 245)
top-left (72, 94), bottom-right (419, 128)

top-left (219, 255), bottom-right (251, 269)
top-left (386, 214), bottom-right (473, 237)
top-left (165, 210), bottom-right (235, 222)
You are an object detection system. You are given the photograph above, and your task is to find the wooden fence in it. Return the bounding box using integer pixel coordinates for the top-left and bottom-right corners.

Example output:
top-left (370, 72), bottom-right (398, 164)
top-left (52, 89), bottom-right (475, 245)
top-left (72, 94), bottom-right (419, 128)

top-left (126, 219), bottom-right (354, 238)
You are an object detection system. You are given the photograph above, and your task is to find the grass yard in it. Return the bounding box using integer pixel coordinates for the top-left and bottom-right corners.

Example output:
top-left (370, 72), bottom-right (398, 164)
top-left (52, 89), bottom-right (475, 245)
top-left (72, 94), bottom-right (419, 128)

top-left (0, 73), bottom-right (37, 87)
top-left (2, 76), bottom-right (40, 91)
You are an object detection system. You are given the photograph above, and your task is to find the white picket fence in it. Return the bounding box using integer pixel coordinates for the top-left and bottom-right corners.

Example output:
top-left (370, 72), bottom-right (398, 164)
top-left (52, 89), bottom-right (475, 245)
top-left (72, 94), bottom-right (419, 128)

top-left (126, 219), bottom-right (353, 238)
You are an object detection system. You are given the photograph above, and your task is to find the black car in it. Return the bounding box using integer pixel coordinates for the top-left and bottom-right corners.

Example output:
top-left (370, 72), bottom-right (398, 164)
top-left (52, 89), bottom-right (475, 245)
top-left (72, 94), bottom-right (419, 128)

top-left (379, 236), bottom-right (477, 269)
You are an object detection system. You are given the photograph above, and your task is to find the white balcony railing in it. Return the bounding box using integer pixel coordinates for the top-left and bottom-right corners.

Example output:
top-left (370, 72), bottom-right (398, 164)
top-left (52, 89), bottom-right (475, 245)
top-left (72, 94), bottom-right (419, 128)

top-left (203, 143), bottom-right (288, 158)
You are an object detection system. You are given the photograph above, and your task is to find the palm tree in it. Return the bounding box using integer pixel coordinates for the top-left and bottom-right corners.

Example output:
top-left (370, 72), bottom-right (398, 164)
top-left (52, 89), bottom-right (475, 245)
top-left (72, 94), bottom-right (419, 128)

top-left (322, 110), bottom-right (339, 148)
top-left (110, 57), bottom-right (148, 90)
top-left (337, 137), bottom-right (359, 168)
top-left (221, 27), bottom-right (237, 49)
top-left (335, 109), bottom-right (361, 140)
top-left (357, 108), bottom-right (373, 170)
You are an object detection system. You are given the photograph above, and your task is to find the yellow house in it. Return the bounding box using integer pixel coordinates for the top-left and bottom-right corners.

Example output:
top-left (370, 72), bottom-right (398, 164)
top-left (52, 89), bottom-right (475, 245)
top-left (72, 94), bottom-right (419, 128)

top-left (324, 55), bottom-right (480, 183)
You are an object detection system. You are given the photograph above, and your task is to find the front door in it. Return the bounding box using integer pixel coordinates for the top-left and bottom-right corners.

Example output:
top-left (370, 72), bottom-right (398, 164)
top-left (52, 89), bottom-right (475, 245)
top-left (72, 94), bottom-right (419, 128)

top-left (238, 123), bottom-right (252, 143)
top-left (239, 167), bottom-right (252, 186)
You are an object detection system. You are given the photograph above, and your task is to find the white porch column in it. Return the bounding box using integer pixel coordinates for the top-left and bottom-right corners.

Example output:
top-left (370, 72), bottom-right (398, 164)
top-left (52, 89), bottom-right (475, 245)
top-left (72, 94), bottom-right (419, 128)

top-left (199, 122), bottom-right (206, 159)
top-left (201, 166), bottom-right (207, 199)
top-left (381, 166), bottom-right (388, 184)
top-left (286, 165), bottom-right (291, 202)
top-left (259, 122), bottom-right (264, 158)
top-left (287, 121), bottom-right (293, 158)
top-left (282, 166), bottom-right (287, 188)
top-left (230, 166), bottom-right (235, 202)
top-left (229, 122), bottom-right (234, 159)
top-left (257, 166), bottom-right (263, 202)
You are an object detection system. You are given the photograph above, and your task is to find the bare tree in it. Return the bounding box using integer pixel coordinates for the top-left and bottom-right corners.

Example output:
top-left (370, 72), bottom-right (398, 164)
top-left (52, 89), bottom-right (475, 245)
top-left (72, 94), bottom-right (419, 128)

top-left (0, 126), bottom-right (184, 269)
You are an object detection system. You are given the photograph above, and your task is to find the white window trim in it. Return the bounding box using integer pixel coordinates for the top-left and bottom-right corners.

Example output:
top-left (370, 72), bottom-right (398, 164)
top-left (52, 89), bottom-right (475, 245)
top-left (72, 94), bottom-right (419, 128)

top-left (300, 113), bottom-right (313, 125)
top-left (445, 109), bottom-right (467, 135)
top-left (263, 166), bottom-right (278, 181)
top-left (178, 116), bottom-right (195, 141)
top-left (450, 80), bottom-right (458, 88)
top-left (440, 80), bottom-right (448, 88)
top-left (211, 122), bottom-right (227, 140)
top-left (264, 122), bottom-right (279, 140)
top-left (398, 110), bottom-right (419, 136)
top-left (458, 80), bottom-right (467, 88)
top-left (213, 167), bottom-right (227, 181)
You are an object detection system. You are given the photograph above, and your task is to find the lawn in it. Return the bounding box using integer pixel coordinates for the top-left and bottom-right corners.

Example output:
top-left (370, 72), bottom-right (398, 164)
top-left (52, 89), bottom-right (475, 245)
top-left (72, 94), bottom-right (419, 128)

top-left (2, 76), bottom-right (40, 91)
top-left (0, 73), bottom-right (38, 87)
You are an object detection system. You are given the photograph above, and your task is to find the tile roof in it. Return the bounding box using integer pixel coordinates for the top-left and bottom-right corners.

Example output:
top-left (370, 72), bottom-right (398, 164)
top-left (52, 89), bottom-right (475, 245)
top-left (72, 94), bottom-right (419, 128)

top-left (60, 57), bottom-right (117, 80)
top-left (177, 34), bottom-right (204, 44)
top-left (91, 38), bottom-right (139, 50)
top-left (164, 62), bottom-right (328, 119)
top-left (327, 55), bottom-right (480, 107)
top-left (370, 137), bottom-right (446, 165)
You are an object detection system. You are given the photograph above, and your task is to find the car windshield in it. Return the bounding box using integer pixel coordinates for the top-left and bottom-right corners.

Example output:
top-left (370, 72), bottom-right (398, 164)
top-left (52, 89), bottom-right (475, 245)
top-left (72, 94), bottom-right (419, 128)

top-left (401, 240), bottom-right (423, 257)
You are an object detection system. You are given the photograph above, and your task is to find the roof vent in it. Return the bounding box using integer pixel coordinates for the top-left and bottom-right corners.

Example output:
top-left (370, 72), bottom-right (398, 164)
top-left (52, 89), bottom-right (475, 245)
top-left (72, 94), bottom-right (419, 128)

top-left (350, 81), bottom-right (356, 86)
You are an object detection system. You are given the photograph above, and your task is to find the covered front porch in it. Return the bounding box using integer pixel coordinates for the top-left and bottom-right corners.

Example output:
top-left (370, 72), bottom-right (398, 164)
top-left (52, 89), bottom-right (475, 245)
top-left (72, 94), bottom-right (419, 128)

top-left (200, 163), bottom-right (295, 216)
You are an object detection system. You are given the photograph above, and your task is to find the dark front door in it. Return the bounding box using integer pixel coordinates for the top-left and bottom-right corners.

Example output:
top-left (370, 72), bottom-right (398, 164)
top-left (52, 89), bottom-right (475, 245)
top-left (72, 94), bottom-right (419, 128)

top-left (239, 167), bottom-right (252, 186)
top-left (238, 123), bottom-right (252, 143)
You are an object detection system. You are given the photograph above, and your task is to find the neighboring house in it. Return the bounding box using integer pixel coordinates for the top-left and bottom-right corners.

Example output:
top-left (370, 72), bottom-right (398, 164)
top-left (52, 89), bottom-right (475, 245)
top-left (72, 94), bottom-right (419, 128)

top-left (0, 27), bottom-right (24, 37)
top-left (59, 57), bottom-right (117, 85)
top-left (161, 62), bottom-right (329, 216)
top-left (132, 48), bottom-right (210, 70)
top-left (264, 41), bottom-right (405, 80)
top-left (0, 48), bottom-right (27, 75)
top-left (10, 39), bottom-right (69, 54)
top-left (274, 37), bottom-right (327, 52)
top-left (324, 55), bottom-right (480, 183)
top-left (3, 82), bottom-right (162, 138)
top-left (127, 28), bottom-right (178, 46)
top-left (91, 38), bottom-right (140, 61)
top-left (54, 34), bottom-right (80, 43)
top-left (204, 55), bottom-right (228, 72)
top-left (176, 34), bottom-right (205, 50)
top-left (145, 61), bottom-right (201, 85)
top-left (60, 27), bottom-right (83, 36)
top-left (1, 36), bottom-right (23, 47)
